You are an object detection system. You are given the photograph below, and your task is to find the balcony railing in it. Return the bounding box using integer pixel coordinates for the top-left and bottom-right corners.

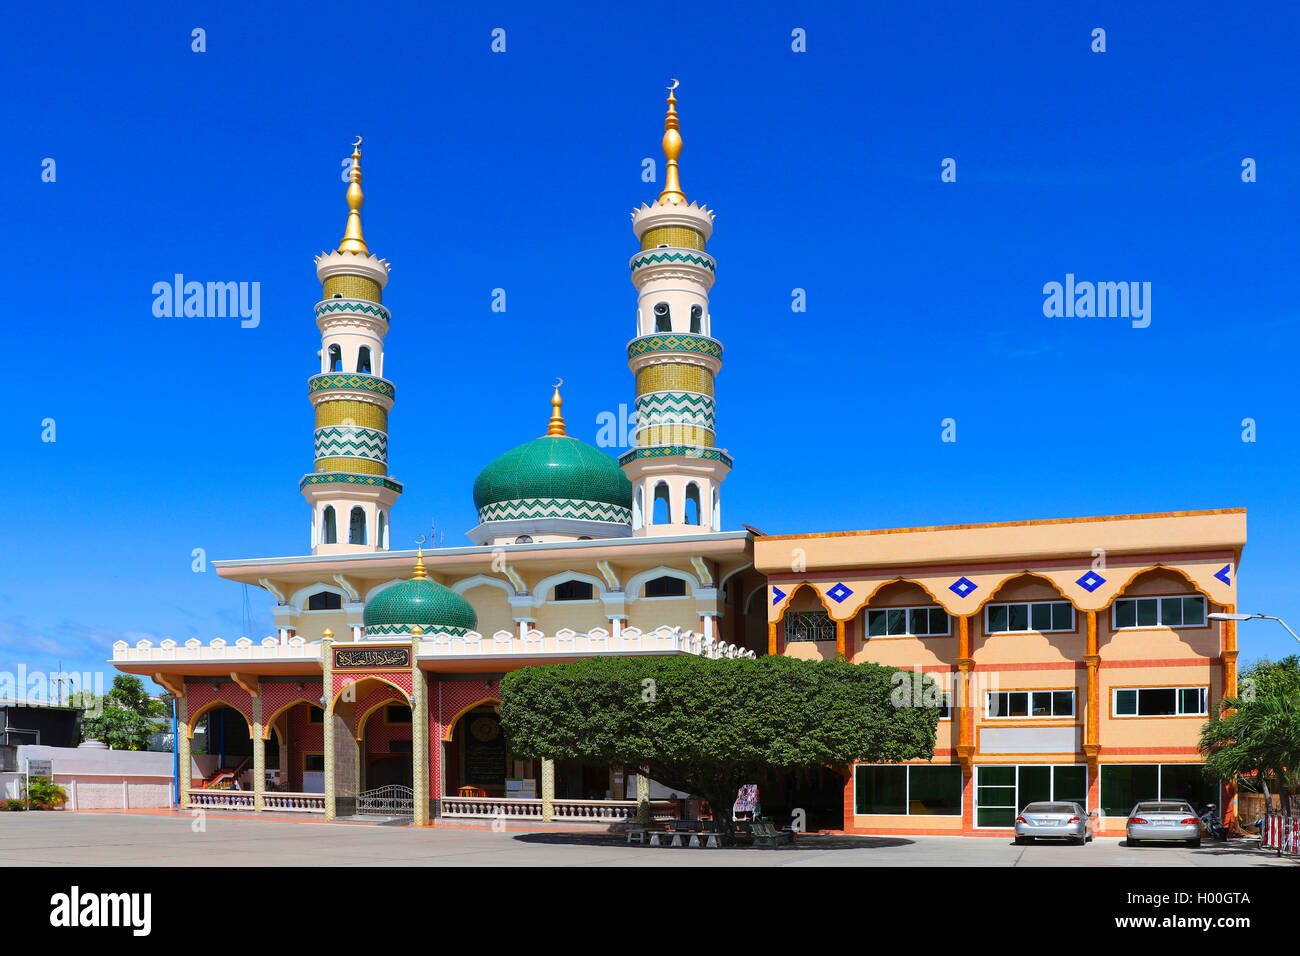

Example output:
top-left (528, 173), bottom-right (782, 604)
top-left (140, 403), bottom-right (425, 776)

top-left (187, 789), bottom-right (325, 813)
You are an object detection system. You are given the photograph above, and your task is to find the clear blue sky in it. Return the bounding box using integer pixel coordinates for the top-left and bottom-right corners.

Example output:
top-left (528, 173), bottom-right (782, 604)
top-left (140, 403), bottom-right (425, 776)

top-left (5, 1), bottom-right (1300, 694)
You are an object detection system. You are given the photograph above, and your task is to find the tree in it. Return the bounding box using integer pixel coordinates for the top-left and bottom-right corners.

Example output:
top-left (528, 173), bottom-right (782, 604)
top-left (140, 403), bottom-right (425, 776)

top-left (76, 674), bottom-right (168, 750)
top-left (1200, 657), bottom-right (1300, 816)
top-left (500, 654), bottom-right (942, 833)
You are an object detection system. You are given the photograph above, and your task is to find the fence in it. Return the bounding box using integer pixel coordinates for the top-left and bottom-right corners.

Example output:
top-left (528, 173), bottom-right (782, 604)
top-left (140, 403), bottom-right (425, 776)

top-left (1260, 813), bottom-right (1300, 855)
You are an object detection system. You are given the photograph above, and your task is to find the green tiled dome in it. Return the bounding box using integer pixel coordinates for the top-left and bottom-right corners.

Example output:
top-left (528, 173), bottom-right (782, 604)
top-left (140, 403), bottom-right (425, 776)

top-left (473, 435), bottom-right (633, 513)
top-left (363, 577), bottom-right (477, 636)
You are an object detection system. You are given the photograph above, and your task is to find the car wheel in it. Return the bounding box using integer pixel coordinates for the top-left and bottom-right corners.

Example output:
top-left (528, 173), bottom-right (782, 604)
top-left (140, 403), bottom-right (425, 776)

top-left (1188, 838), bottom-right (1201, 848)
top-left (1014, 836), bottom-right (1027, 845)
top-left (1128, 837), bottom-right (1140, 847)
top-left (1072, 836), bottom-right (1084, 846)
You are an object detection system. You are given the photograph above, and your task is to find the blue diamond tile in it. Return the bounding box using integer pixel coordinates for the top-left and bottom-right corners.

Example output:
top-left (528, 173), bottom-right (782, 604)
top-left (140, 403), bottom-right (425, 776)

top-left (1076, 571), bottom-right (1106, 593)
top-left (1214, 565), bottom-right (1232, 586)
top-left (771, 586), bottom-right (787, 606)
top-left (827, 582), bottom-right (853, 604)
top-left (949, 576), bottom-right (977, 597)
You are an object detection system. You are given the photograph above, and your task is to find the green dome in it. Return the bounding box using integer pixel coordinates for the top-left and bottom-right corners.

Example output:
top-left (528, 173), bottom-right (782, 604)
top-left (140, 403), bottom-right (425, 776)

top-left (473, 435), bottom-right (633, 518)
top-left (363, 576), bottom-right (477, 637)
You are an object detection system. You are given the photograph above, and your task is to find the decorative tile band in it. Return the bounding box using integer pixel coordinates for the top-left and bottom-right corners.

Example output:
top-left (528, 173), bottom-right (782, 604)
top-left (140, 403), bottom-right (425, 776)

top-left (639, 226), bottom-right (706, 252)
top-left (634, 391), bottom-right (716, 432)
top-left (315, 399), bottom-right (388, 431)
top-left (627, 334), bottom-right (723, 360)
top-left (477, 498), bottom-right (633, 525)
top-left (636, 362), bottom-right (714, 396)
top-left (314, 425), bottom-right (388, 464)
top-left (314, 298), bottom-right (391, 323)
top-left (308, 373), bottom-right (395, 399)
top-left (315, 457), bottom-right (387, 475)
top-left (299, 473), bottom-right (403, 493)
top-left (618, 446), bottom-right (733, 468)
top-left (364, 623), bottom-right (471, 638)
top-left (630, 250), bottom-right (716, 273)
top-left (322, 274), bottom-right (381, 303)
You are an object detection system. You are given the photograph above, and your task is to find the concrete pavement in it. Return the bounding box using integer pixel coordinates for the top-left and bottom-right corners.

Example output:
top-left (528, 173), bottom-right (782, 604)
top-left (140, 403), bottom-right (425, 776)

top-left (0, 812), bottom-right (1294, 866)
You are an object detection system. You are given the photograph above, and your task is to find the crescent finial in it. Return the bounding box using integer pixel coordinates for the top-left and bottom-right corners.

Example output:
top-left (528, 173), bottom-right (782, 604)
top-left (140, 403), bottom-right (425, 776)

top-left (554, 377), bottom-right (564, 389)
top-left (353, 135), bottom-right (363, 148)
top-left (667, 78), bottom-right (679, 92)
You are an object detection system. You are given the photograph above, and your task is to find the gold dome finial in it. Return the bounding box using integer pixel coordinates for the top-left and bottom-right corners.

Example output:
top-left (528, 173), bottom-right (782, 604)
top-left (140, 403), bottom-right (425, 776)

top-left (658, 79), bottom-right (686, 206)
top-left (338, 136), bottom-right (369, 255)
top-left (411, 538), bottom-right (429, 580)
top-left (546, 378), bottom-right (567, 437)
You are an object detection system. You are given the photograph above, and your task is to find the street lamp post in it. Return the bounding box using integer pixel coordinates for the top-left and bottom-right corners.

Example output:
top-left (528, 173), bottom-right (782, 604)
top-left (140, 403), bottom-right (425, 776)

top-left (1208, 612), bottom-right (1300, 645)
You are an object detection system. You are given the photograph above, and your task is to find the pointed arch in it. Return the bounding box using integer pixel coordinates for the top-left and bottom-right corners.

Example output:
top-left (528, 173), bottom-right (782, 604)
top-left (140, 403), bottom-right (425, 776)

top-left (289, 582), bottom-right (349, 613)
top-left (186, 699), bottom-right (251, 738)
top-left (356, 692), bottom-right (411, 742)
top-left (1109, 564), bottom-right (1219, 605)
top-left (625, 565), bottom-right (700, 601)
top-left (261, 697), bottom-right (324, 741)
top-left (973, 571), bottom-right (1075, 614)
top-left (450, 574), bottom-right (514, 597)
top-left (531, 570), bottom-right (607, 607)
top-left (330, 674), bottom-right (410, 709)
top-left (442, 696), bottom-right (502, 742)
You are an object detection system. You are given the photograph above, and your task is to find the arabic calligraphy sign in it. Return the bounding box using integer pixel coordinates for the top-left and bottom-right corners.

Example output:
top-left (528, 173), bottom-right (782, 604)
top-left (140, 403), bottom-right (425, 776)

top-left (334, 646), bottom-right (410, 669)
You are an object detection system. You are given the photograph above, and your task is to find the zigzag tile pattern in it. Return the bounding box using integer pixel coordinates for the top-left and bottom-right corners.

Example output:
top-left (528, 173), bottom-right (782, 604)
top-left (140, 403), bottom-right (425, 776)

top-left (635, 391), bottom-right (716, 431)
top-left (477, 497), bottom-right (633, 524)
top-left (627, 334), bottom-right (723, 359)
top-left (630, 250), bottom-right (716, 272)
top-left (314, 298), bottom-right (391, 322)
top-left (314, 425), bottom-right (388, 464)
top-left (308, 373), bottom-right (396, 399)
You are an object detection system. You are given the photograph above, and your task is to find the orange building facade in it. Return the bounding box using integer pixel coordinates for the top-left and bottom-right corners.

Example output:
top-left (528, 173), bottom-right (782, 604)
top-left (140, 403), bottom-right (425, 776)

top-left (754, 508), bottom-right (1245, 837)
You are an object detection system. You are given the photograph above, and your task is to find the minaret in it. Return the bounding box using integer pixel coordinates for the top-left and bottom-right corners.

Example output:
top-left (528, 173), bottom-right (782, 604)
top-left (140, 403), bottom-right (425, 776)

top-left (622, 81), bottom-right (729, 535)
top-left (301, 137), bottom-right (401, 554)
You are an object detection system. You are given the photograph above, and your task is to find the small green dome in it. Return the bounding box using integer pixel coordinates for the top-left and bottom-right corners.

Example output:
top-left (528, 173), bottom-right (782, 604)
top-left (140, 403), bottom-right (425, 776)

top-left (473, 435), bottom-right (633, 516)
top-left (363, 574), bottom-right (477, 637)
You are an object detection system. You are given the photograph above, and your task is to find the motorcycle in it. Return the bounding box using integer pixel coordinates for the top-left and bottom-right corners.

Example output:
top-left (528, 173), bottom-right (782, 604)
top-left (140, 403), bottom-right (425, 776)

top-left (1199, 804), bottom-right (1229, 841)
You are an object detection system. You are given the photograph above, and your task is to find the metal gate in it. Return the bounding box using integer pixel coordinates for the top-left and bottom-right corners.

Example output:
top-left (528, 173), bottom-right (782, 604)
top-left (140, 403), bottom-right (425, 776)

top-left (357, 785), bottom-right (414, 817)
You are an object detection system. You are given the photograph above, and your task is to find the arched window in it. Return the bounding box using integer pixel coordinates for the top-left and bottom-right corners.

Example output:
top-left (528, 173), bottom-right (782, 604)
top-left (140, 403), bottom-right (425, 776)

top-left (515, 535), bottom-right (533, 544)
top-left (652, 482), bottom-right (671, 525)
top-left (321, 506), bottom-right (337, 545)
top-left (377, 511), bottom-right (387, 550)
top-left (689, 304), bottom-right (702, 334)
top-left (654, 302), bottom-right (671, 332)
top-left (357, 346), bottom-right (372, 374)
top-left (633, 487), bottom-right (644, 530)
top-left (645, 575), bottom-right (687, 598)
top-left (348, 507), bottom-right (366, 545)
top-left (685, 483), bottom-right (701, 525)
top-left (307, 591), bottom-right (343, 610)
top-left (328, 344), bottom-right (343, 372)
top-left (554, 580), bottom-right (594, 601)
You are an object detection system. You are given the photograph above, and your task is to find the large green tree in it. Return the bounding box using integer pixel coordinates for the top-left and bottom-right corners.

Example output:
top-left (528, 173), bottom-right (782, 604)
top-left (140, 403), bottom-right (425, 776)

top-left (499, 654), bottom-right (941, 832)
top-left (75, 675), bottom-right (169, 751)
top-left (1200, 656), bottom-right (1300, 816)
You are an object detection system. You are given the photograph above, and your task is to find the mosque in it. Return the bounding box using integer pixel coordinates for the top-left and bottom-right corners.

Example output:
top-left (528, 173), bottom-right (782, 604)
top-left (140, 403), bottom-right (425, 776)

top-left (111, 84), bottom-right (1246, 836)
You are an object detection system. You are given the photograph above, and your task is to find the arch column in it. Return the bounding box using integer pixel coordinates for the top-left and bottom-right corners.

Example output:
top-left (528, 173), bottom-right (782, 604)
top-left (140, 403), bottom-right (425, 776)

top-left (411, 638), bottom-right (429, 826)
top-left (955, 615), bottom-right (975, 776)
top-left (251, 688), bottom-right (265, 811)
top-left (322, 635), bottom-right (336, 821)
top-left (541, 758), bottom-right (555, 821)
top-left (1083, 611), bottom-right (1101, 777)
top-left (177, 692), bottom-right (191, 808)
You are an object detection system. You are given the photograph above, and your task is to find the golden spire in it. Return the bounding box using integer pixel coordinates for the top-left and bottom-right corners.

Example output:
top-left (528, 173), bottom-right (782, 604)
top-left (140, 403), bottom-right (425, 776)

top-left (658, 79), bottom-right (686, 206)
top-left (338, 136), bottom-right (369, 255)
top-left (411, 545), bottom-right (428, 580)
top-left (546, 378), bottom-right (567, 437)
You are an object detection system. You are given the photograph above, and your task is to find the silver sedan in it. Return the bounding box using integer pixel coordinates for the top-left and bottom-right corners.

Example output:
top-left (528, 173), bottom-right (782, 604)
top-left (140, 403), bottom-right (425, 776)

top-left (1125, 801), bottom-right (1201, 847)
top-left (1014, 802), bottom-right (1095, 845)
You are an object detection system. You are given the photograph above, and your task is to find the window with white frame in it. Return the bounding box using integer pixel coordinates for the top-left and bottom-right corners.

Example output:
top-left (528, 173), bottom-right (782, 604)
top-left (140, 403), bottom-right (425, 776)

top-left (986, 600), bottom-right (1074, 634)
top-left (866, 606), bottom-right (950, 638)
top-left (1113, 686), bottom-right (1208, 717)
top-left (1112, 595), bottom-right (1207, 629)
top-left (986, 689), bottom-right (1075, 719)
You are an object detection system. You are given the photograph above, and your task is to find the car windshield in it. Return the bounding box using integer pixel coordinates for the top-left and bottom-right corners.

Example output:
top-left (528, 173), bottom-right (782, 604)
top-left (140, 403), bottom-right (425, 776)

top-left (1023, 803), bottom-right (1076, 813)
top-left (1135, 803), bottom-right (1190, 813)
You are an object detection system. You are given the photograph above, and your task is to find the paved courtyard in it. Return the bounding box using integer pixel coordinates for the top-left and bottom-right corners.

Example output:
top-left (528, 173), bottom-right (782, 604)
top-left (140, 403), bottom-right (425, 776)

top-left (0, 811), bottom-right (1294, 866)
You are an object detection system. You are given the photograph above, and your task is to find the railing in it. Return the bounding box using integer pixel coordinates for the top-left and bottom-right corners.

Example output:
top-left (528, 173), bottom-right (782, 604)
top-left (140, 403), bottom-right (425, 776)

top-left (419, 626), bottom-right (755, 661)
top-left (263, 792), bottom-right (326, 813)
top-left (113, 635), bottom-right (323, 663)
top-left (1261, 813), bottom-right (1300, 855)
top-left (187, 789), bottom-right (325, 812)
top-left (357, 785), bottom-right (413, 816)
top-left (115, 627), bottom-right (755, 665)
top-left (200, 757), bottom-right (250, 790)
top-left (440, 796), bottom-right (679, 823)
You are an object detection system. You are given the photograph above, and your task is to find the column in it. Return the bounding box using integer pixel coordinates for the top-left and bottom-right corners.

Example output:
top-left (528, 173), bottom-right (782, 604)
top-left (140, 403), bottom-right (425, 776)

top-left (955, 615), bottom-right (974, 776)
top-left (1222, 604), bottom-right (1239, 698)
top-left (1083, 610), bottom-right (1101, 771)
top-left (177, 692), bottom-right (191, 808)
top-left (411, 638), bottom-right (429, 826)
top-left (541, 757), bottom-right (555, 821)
top-left (252, 688), bottom-right (265, 811)
top-left (322, 633), bottom-right (336, 821)
top-left (835, 619), bottom-right (846, 659)
top-left (767, 621), bottom-right (777, 656)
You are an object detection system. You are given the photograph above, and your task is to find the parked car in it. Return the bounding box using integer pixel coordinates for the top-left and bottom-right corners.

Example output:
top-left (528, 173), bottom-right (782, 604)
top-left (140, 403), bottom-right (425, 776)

top-left (1126, 801), bottom-right (1201, 847)
top-left (1014, 802), bottom-right (1095, 845)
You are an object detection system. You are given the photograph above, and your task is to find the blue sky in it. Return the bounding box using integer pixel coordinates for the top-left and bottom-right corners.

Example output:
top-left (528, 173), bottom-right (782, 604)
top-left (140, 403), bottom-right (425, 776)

top-left (5, 1), bottom-right (1300, 693)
